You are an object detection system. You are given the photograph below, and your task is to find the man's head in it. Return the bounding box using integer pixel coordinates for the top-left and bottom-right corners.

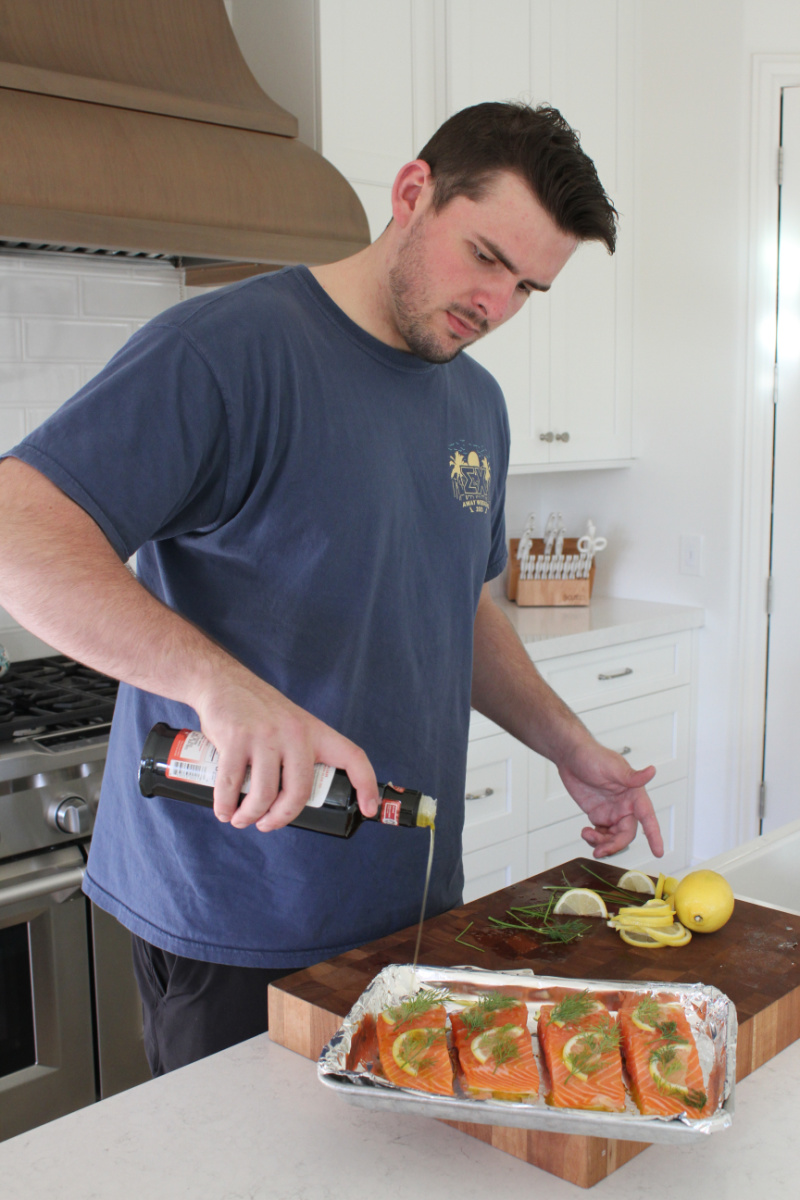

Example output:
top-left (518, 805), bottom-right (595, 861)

top-left (417, 101), bottom-right (617, 255)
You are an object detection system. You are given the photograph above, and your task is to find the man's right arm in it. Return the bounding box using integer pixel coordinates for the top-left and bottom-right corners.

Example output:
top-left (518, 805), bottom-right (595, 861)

top-left (0, 459), bottom-right (378, 827)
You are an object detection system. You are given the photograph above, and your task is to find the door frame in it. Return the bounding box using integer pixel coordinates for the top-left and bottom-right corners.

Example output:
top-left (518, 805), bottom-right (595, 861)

top-left (737, 56), bottom-right (800, 845)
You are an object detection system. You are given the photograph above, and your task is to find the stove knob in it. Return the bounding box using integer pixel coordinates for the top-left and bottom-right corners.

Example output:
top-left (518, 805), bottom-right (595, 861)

top-left (52, 796), bottom-right (92, 835)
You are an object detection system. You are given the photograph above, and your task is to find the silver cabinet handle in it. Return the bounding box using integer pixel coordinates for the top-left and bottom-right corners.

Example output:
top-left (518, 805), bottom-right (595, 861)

top-left (539, 431), bottom-right (554, 442)
top-left (0, 865), bottom-right (85, 909)
top-left (465, 787), bottom-right (495, 801)
top-left (598, 667), bottom-right (633, 680)
top-left (555, 431), bottom-right (570, 442)
top-left (619, 746), bottom-right (632, 756)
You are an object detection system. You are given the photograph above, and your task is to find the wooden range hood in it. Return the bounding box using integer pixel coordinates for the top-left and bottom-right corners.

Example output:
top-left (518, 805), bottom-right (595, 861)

top-left (0, 0), bottom-right (370, 284)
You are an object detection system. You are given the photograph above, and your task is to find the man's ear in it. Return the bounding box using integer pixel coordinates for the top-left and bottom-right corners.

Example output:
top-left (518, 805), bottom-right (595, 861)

top-left (391, 159), bottom-right (434, 229)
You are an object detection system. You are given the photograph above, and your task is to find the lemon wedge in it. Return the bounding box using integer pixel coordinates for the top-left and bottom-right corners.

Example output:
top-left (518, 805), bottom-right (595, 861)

top-left (617, 869), bottom-right (656, 894)
top-left (553, 888), bottom-right (609, 918)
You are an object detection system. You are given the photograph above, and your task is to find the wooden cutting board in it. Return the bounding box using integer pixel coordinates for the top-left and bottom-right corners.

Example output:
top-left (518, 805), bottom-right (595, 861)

top-left (268, 857), bottom-right (800, 1188)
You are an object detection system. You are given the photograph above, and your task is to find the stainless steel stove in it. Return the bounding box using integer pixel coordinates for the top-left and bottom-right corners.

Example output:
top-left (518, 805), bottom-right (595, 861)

top-left (0, 656), bottom-right (150, 1142)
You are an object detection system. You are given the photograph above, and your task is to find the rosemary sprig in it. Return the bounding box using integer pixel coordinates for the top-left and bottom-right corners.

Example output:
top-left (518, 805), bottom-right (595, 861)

top-left (454, 921), bottom-right (486, 953)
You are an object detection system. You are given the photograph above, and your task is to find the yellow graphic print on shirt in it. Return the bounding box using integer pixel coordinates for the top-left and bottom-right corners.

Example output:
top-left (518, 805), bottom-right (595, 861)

top-left (449, 444), bottom-right (491, 514)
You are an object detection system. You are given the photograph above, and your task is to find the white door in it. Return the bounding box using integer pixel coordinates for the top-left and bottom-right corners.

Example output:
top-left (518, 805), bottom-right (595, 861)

top-left (763, 85), bottom-right (800, 833)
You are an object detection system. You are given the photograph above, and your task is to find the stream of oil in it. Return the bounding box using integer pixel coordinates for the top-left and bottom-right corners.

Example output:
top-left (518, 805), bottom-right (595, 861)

top-left (412, 825), bottom-right (435, 970)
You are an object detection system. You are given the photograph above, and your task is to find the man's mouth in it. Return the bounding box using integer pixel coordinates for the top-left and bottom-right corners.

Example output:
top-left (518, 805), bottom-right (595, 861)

top-left (446, 308), bottom-right (487, 339)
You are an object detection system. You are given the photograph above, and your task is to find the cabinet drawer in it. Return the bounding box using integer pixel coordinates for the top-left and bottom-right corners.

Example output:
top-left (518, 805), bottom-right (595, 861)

top-left (535, 632), bottom-right (692, 712)
top-left (462, 732), bottom-right (528, 856)
top-left (528, 687), bottom-right (691, 831)
top-left (463, 836), bottom-right (528, 904)
top-left (526, 779), bottom-right (689, 880)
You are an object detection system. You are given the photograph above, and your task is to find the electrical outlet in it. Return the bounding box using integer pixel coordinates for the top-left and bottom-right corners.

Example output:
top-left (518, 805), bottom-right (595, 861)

top-left (680, 534), bottom-right (704, 576)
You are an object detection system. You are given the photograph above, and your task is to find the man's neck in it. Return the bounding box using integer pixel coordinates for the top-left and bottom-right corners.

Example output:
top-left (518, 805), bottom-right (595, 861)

top-left (309, 237), bottom-right (405, 350)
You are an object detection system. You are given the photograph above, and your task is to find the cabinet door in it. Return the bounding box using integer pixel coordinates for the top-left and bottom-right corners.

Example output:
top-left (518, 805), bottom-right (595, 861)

top-left (535, 632), bottom-right (693, 713)
top-left (462, 731), bottom-right (528, 855)
top-left (463, 835), bottom-right (529, 904)
top-left (529, 687), bottom-right (691, 831)
top-left (527, 779), bottom-right (689, 879)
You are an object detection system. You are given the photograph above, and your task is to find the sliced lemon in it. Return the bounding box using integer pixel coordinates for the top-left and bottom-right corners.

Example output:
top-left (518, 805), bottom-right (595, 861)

top-left (553, 888), bottom-right (609, 918)
top-left (662, 876), bottom-right (679, 899)
top-left (391, 1029), bottom-right (435, 1075)
top-left (562, 1034), bottom-right (592, 1081)
top-left (655, 872), bottom-right (666, 899)
top-left (631, 922), bottom-right (692, 946)
top-left (471, 1026), bottom-right (525, 1064)
top-left (617, 869), bottom-right (656, 894)
top-left (618, 927), bottom-right (668, 948)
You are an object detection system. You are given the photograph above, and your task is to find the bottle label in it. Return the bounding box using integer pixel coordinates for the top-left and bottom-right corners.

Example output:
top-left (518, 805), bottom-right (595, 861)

top-left (380, 798), bottom-right (402, 825)
top-left (165, 729), bottom-right (336, 806)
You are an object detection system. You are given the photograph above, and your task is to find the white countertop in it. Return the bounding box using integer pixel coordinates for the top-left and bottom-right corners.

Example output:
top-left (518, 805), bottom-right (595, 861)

top-left (497, 595), bottom-right (704, 661)
top-left (1, 1031), bottom-right (797, 1200)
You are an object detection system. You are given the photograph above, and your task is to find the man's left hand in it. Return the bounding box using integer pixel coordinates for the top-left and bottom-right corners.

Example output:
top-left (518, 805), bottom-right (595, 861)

top-left (557, 740), bottom-right (662, 859)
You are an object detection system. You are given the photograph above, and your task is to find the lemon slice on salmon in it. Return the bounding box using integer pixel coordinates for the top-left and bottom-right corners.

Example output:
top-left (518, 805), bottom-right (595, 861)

top-left (562, 1034), bottom-right (594, 1081)
top-left (471, 1026), bottom-right (525, 1064)
top-left (553, 888), bottom-right (608, 918)
top-left (392, 1029), bottom-right (438, 1075)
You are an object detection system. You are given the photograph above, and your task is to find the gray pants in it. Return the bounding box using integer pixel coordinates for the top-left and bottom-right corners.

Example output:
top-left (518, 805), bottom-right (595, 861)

top-left (131, 934), bottom-right (293, 1076)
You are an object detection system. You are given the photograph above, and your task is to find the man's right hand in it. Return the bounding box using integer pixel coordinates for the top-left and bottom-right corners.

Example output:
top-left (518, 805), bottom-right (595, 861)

top-left (194, 672), bottom-right (379, 832)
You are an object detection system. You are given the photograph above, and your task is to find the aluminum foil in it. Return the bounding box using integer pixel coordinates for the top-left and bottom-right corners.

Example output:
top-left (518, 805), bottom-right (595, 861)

top-left (317, 964), bottom-right (736, 1143)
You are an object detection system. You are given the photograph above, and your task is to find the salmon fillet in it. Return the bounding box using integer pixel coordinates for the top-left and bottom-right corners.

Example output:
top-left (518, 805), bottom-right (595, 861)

top-left (451, 993), bottom-right (539, 1100)
top-left (376, 991), bottom-right (454, 1096)
top-left (618, 992), bottom-right (710, 1118)
top-left (537, 990), bottom-right (625, 1112)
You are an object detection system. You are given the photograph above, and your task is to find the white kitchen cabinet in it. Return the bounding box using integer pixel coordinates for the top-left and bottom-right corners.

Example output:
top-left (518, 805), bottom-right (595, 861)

top-left (463, 606), bottom-right (700, 899)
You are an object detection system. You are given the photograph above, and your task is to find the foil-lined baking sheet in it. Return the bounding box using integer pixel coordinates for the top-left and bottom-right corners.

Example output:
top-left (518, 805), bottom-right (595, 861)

top-left (317, 964), bottom-right (736, 1143)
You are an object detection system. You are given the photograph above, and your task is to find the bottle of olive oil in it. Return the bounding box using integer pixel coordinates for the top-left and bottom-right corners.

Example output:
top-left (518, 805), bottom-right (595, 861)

top-left (138, 723), bottom-right (437, 838)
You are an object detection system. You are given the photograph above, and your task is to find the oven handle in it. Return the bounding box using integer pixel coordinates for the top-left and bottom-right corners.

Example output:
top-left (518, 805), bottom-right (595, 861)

top-left (0, 864), bottom-right (85, 909)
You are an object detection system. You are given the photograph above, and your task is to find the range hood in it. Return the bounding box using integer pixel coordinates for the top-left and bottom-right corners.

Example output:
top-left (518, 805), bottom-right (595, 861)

top-left (0, 0), bottom-right (370, 283)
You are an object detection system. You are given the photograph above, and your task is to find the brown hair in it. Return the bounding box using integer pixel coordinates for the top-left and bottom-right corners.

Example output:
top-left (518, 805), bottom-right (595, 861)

top-left (417, 102), bottom-right (617, 254)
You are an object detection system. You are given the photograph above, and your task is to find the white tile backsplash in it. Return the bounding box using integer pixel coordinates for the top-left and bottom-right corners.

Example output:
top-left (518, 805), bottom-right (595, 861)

top-left (0, 251), bottom-right (184, 658)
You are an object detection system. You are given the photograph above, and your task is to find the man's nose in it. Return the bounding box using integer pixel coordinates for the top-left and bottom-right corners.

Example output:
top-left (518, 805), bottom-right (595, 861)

top-left (472, 280), bottom-right (519, 327)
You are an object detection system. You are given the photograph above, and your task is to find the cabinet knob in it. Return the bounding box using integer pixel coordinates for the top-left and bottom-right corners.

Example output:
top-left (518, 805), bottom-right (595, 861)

top-left (619, 746), bottom-right (632, 757)
top-left (539, 431), bottom-right (554, 442)
top-left (465, 787), bottom-right (495, 801)
top-left (555, 431), bottom-right (570, 442)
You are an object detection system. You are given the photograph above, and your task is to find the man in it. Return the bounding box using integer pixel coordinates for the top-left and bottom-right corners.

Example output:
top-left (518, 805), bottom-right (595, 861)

top-left (0, 102), bottom-right (661, 1074)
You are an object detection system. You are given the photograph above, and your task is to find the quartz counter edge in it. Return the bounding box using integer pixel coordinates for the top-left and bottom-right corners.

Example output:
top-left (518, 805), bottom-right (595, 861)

top-left (0, 1032), bottom-right (797, 1200)
top-left (499, 595), bottom-right (704, 662)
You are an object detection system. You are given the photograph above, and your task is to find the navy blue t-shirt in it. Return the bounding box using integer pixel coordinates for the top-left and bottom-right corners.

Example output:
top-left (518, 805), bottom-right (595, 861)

top-left (10, 266), bottom-right (509, 967)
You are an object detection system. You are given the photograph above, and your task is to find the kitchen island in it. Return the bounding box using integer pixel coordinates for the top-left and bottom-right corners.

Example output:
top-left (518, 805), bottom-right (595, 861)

top-left (0, 1029), bottom-right (796, 1199)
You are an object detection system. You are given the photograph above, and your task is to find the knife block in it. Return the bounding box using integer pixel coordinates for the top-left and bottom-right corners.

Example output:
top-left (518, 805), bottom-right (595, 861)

top-left (507, 538), bottom-right (595, 607)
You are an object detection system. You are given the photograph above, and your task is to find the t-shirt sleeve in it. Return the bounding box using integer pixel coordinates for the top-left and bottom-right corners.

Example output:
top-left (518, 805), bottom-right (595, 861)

top-left (484, 385), bottom-right (510, 582)
top-left (7, 323), bottom-right (232, 561)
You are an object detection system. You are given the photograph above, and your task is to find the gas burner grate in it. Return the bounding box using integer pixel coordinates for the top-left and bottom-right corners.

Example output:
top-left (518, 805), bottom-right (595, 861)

top-left (0, 656), bottom-right (119, 741)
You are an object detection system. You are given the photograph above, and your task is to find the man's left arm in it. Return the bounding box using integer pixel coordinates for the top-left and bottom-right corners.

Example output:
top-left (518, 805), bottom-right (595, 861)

top-left (471, 585), bottom-right (663, 859)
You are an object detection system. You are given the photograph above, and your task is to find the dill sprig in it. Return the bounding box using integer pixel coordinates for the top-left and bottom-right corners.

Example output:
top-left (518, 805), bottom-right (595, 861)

top-left (454, 921), bottom-right (486, 953)
top-left (395, 1027), bottom-right (445, 1073)
top-left (634, 995), bottom-right (660, 1027)
top-left (473, 1023), bottom-right (522, 1072)
top-left (459, 992), bottom-right (519, 1034)
top-left (548, 989), bottom-right (597, 1026)
top-left (654, 1019), bottom-right (689, 1046)
top-left (385, 988), bottom-right (448, 1027)
top-left (565, 1018), bottom-right (620, 1079)
top-left (684, 1088), bottom-right (708, 1111)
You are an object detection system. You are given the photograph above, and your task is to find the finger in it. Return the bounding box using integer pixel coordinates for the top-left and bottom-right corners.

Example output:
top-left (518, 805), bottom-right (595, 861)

top-left (581, 816), bottom-right (636, 858)
top-left (316, 732), bottom-right (378, 818)
top-left (212, 751), bottom-right (252, 822)
top-left (254, 755), bottom-right (317, 833)
top-left (635, 796), bottom-right (664, 858)
top-left (228, 754), bottom-right (281, 828)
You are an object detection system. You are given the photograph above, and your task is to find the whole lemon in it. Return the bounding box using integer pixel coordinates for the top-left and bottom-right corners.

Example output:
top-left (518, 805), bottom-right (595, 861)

top-left (673, 870), bottom-right (735, 933)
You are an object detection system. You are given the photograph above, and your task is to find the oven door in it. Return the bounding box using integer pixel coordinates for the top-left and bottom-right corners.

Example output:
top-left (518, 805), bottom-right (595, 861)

top-left (0, 846), bottom-right (96, 1141)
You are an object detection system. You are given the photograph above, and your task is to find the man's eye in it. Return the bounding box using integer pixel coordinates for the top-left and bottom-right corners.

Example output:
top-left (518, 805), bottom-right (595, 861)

top-left (473, 246), bottom-right (494, 264)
